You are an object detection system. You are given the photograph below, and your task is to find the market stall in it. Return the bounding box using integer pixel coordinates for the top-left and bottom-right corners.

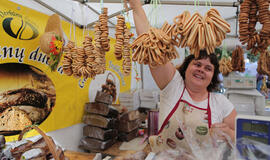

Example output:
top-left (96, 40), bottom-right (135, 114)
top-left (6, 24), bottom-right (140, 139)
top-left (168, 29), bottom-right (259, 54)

top-left (0, 0), bottom-right (270, 159)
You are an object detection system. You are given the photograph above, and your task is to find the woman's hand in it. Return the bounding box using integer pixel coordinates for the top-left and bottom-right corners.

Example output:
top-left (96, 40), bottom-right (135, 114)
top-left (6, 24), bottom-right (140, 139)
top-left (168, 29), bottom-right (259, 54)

top-left (210, 123), bottom-right (235, 143)
top-left (127, 0), bottom-right (149, 35)
top-left (127, 0), bottom-right (142, 10)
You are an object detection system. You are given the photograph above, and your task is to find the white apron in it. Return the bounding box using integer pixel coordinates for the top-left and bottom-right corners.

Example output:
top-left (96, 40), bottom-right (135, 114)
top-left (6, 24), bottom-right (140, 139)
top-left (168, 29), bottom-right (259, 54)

top-left (149, 87), bottom-right (212, 154)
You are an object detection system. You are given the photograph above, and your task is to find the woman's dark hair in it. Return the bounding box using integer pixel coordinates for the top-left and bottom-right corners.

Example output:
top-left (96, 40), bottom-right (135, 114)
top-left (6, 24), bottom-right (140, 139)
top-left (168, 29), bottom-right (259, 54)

top-left (178, 50), bottom-right (220, 92)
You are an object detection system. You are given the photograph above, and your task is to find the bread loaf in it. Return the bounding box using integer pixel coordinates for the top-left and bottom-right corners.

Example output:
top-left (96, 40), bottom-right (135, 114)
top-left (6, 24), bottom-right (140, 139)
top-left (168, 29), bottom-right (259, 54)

top-left (118, 128), bottom-right (138, 142)
top-left (120, 110), bottom-right (140, 121)
top-left (85, 102), bottom-right (119, 118)
top-left (79, 137), bottom-right (116, 151)
top-left (83, 125), bottom-right (118, 141)
top-left (83, 114), bottom-right (117, 129)
top-left (0, 107), bottom-right (32, 132)
top-left (11, 136), bottom-right (49, 157)
top-left (118, 119), bottom-right (140, 132)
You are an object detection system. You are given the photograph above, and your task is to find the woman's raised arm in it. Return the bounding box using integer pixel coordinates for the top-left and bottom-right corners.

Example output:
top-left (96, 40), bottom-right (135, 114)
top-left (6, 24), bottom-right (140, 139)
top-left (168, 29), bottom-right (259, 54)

top-left (129, 0), bottom-right (176, 90)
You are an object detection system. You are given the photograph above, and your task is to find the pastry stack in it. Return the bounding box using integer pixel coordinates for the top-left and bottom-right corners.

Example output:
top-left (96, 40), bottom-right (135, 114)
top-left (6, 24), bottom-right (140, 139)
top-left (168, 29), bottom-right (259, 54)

top-left (80, 91), bottom-right (119, 151)
top-left (118, 110), bottom-right (141, 142)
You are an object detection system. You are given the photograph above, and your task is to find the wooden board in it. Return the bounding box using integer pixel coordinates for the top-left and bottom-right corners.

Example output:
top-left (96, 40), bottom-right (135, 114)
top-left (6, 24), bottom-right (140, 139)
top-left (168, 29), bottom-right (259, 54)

top-left (64, 141), bottom-right (151, 160)
top-left (64, 150), bottom-right (96, 160)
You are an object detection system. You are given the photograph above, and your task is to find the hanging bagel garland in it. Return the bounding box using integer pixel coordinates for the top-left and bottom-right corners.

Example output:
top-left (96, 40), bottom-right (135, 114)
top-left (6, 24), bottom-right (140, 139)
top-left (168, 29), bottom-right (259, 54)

top-left (231, 45), bottom-right (245, 72)
top-left (238, 0), bottom-right (270, 55)
top-left (62, 8), bottom-right (110, 79)
top-left (257, 51), bottom-right (270, 76)
top-left (114, 15), bottom-right (125, 60)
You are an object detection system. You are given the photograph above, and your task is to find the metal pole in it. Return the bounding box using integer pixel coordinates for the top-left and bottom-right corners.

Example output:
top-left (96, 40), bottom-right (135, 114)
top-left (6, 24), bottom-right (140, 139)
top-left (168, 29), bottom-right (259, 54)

top-left (86, 0), bottom-right (239, 7)
top-left (86, 6), bottom-right (134, 28)
top-left (140, 64), bottom-right (144, 89)
top-left (33, 0), bottom-right (83, 28)
top-left (85, 4), bottom-right (116, 27)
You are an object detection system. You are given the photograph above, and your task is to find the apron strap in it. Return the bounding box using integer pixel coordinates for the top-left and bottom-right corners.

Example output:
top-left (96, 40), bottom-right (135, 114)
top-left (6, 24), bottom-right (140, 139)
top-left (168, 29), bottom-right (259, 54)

top-left (158, 87), bottom-right (185, 134)
top-left (207, 92), bottom-right (212, 128)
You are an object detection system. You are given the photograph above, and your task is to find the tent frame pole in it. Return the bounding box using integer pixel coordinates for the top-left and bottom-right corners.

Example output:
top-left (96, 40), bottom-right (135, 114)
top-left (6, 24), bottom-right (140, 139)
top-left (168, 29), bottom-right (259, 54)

top-left (83, 0), bottom-right (240, 7)
top-left (33, 0), bottom-right (84, 28)
top-left (85, 4), bottom-right (116, 26)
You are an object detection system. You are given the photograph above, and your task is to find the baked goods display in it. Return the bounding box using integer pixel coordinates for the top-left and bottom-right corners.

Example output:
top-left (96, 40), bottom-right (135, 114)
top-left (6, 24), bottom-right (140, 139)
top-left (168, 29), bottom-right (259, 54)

top-left (238, 0), bottom-right (270, 55)
top-left (80, 90), bottom-right (119, 151)
top-left (231, 45), bottom-right (245, 72)
top-left (219, 57), bottom-right (233, 76)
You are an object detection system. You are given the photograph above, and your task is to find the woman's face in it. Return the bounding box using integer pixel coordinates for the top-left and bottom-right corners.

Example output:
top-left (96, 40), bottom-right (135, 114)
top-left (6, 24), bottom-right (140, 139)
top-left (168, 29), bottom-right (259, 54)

top-left (185, 58), bottom-right (214, 90)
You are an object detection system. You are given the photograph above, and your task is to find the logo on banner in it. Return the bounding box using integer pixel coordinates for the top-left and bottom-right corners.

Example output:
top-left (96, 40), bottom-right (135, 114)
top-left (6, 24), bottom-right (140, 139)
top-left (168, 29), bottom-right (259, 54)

top-left (1, 10), bottom-right (39, 40)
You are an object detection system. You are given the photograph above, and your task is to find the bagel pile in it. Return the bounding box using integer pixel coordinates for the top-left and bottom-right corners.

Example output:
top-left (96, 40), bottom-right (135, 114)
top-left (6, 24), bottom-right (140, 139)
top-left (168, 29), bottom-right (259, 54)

top-left (231, 45), bottom-right (245, 72)
top-left (239, 0), bottom-right (270, 55)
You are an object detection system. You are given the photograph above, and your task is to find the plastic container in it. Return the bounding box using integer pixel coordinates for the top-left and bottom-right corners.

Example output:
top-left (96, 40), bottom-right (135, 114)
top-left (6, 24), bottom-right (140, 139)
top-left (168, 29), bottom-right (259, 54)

top-left (223, 72), bottom-right (256, 89)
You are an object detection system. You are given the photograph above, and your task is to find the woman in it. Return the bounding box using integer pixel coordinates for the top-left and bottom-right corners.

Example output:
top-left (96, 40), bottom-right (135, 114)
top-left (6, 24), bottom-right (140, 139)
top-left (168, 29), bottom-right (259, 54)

top-left (128, 0), bottom-right (237, 153)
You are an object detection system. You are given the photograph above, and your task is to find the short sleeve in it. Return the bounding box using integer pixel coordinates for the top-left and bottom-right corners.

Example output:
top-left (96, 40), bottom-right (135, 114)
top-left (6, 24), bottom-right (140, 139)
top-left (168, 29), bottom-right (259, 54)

top-left (210, 93), bottom-right (235, 123)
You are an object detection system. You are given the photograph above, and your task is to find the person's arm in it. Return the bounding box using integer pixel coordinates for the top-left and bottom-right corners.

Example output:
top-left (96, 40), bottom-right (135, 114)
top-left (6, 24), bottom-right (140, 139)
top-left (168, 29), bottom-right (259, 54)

top-left (129, 0), bottom-right (176, 90)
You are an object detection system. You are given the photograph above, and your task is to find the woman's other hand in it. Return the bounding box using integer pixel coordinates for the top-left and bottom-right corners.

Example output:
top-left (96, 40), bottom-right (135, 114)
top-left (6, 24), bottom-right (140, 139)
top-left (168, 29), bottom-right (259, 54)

top-left (211, 123), bottom-right (235, 143)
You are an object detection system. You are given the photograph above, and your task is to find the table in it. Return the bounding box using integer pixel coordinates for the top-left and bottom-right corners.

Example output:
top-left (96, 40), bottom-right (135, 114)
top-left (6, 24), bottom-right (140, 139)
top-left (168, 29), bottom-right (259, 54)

top-left (64, 141), bottom-right (151, 160)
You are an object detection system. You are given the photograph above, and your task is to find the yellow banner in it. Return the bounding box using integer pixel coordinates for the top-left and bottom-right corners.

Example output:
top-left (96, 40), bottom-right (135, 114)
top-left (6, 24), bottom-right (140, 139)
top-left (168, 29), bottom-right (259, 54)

top-left (1, 0), bottom-right (131, 141)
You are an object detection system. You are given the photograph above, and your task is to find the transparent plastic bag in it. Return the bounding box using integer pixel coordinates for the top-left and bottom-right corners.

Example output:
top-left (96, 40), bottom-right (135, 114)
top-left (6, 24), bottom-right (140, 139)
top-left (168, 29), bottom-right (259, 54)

top-left (159, 119), bottom-right (235, 160)
top-left (153, 149), bottom-right (195, 160)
